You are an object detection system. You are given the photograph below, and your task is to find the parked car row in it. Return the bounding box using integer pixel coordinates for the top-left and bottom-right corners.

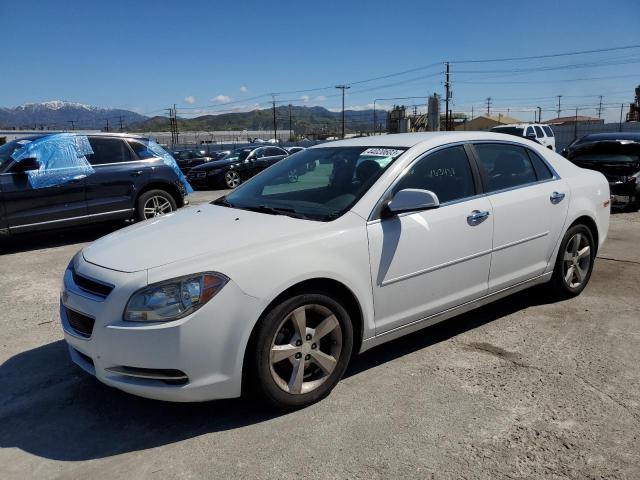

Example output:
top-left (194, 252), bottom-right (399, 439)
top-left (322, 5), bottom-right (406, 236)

top-left (186, 145), bottom-right (301, 189)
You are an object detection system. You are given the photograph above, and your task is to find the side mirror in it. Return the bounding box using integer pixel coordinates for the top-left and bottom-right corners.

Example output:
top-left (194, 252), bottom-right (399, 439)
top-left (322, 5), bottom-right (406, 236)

top-left (11, 157), bottom-right (40, 173)
top-left (384, 188), bottom-right (440, 216)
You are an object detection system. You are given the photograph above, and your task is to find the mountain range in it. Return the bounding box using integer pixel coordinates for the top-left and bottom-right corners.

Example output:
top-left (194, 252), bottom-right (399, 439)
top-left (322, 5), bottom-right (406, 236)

top-left (0, 101), bottom-right (387, 134)
top-left (0, 101), bottom-right (147, 130)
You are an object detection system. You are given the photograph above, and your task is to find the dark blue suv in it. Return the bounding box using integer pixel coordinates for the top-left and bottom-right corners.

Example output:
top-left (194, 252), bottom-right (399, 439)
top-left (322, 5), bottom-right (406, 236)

top-left (0, 133), bottom-right (190, 234)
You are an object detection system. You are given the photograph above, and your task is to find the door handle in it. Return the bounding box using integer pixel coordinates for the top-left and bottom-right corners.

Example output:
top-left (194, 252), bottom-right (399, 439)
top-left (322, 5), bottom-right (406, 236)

top-left (550, 191), bottom-right (565, 204)
top-left (131, 170), bottom-right (143, 177)
top-left (67, 174), bottom-right (87, 184)
top-left (467, 210), bottom-right (490, 226)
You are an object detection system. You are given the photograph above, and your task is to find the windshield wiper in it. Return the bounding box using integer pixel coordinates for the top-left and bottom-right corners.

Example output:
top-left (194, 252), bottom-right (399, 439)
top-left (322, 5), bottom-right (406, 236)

top-left (212, 196), bottom-right (234, 207)
top-left (240, 205), bottom-right (308, 219)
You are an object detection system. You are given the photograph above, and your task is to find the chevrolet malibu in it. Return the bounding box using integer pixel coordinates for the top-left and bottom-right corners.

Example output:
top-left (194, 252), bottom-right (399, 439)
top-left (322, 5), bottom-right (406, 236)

top-left (60, 132), bottom-right (610, 409)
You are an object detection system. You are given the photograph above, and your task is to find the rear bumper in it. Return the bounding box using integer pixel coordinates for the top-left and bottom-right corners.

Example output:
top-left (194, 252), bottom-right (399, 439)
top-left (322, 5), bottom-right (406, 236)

top-left (60, 254), bottom-right (260, 402)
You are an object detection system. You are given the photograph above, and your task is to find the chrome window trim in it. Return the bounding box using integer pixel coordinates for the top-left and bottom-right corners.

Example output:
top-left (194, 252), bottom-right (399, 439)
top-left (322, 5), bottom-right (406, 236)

top-left (367, 139), bottom-right (562, 222)
top-left (471, 139), bottom-right (561, 180)
top-left (89, 157), bottom-right (161, 168)
top-left (367, 140), bottom-right (482, 221)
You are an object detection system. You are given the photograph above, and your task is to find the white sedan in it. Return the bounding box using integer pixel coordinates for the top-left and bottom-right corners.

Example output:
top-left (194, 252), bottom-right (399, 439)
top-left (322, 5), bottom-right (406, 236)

top-left (60, 132), bottom-right (610, 409)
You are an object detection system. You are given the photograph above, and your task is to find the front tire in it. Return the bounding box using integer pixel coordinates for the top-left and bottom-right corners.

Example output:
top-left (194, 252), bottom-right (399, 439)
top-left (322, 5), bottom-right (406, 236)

top-left (248, 292), bottom-right (353, 409)
top-left (136, 189), bottom-right (177, 221)
top-left (224, 170), bottom-right (242, 189)
top-left (549, 224), bottom-right (595, 298)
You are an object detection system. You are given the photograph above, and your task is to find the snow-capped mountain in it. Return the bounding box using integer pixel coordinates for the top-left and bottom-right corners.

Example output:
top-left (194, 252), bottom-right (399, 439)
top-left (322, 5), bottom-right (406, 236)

top-left (0, 101), bottom-right (147, 129)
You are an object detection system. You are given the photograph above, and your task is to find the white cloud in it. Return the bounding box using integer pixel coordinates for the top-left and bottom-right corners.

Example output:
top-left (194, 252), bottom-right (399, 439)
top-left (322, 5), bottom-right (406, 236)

top-left (184, 95), bottom-right (196, 104)
top-left (212, 95), bottom-right (232, 104)
top-left (239, 86), bottom-right (248, 93)
top-left (300, 95), bottom-right (310, 103)
top-left (314, 95), bottom-right (327, 102)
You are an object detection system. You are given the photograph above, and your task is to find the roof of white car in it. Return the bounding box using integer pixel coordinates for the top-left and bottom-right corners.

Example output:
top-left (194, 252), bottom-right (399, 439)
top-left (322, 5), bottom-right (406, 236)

top-left (493, 123), bottom-right (548, 128)
top-left (313, 131), bottom-right (519, 148)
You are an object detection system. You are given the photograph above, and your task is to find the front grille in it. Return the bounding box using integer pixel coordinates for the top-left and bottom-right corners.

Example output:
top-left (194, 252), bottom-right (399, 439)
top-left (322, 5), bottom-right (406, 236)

top-left (66, 307), bottom-right (95, 338)
top-left (72, 270), bottom-right (113, 298)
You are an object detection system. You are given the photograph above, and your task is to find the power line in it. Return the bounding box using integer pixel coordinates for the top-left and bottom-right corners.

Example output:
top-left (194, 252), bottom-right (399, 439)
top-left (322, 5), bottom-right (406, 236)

top-left (450, 44), bottom-right (640, 64)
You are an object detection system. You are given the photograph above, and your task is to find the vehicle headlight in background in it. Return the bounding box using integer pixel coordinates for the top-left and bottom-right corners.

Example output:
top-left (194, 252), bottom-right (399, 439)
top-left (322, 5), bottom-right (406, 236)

top-left (124, 272), bottom-right (228, 322)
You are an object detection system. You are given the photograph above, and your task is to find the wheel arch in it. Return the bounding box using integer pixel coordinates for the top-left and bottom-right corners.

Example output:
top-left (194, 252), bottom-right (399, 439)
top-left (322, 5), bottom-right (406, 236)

top-left (568, 214), bottom-right (599, 254)
top-left (241, 277), bottom-right (365, 389)
top-left (136, 181), bottom-right (184, 208)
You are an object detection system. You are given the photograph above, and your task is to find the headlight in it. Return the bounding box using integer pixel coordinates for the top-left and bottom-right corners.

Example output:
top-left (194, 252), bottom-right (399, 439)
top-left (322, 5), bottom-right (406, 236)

top-left (124, 272), bottom-right (228, 322)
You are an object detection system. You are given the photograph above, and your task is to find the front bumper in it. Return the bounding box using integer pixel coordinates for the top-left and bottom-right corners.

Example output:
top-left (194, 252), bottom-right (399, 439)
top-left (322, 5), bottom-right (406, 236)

top-left (60, 255), bottom-right (260, 402)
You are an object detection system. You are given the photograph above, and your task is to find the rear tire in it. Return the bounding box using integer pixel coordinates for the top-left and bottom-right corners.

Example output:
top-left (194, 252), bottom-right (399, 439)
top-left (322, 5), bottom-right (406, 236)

top-left (136, 189), bottom-right (177, 221)
top-left (248, 292), bottom-right (353, 409)
top-left (549, 224), bottom-right (595, 298)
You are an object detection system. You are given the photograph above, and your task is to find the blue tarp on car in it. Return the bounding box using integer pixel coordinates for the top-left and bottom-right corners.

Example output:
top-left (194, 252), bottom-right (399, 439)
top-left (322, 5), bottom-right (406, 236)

top-left (10, 134), bottom-right (192, 193)
top-left (10, 133), bottom-right (95, 189)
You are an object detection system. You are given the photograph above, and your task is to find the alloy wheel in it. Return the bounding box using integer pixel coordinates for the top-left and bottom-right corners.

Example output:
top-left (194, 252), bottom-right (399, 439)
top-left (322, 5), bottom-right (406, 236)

top-left (225, 170), bottom-right (241, 188)
top-left (143, 195), bottom-right (174, 219)
top-left (562, 232), bottom-right (591, 289)
top-left (269, 304), bottom-right (342, 395)
top-left (287, 169), bottom-right (299, 183)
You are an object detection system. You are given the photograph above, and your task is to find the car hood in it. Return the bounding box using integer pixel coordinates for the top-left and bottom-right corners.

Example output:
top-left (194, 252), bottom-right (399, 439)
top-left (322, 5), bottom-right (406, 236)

top-left (82, 204), bottom-right (324, 273)
top-left (190, 158), bottom-right (239, 170)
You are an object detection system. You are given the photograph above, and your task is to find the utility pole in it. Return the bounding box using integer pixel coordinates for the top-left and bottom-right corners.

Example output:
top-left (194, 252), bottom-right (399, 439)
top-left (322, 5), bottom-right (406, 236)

top-left (597, 95), bottom-right (603, 119)
top-left (574, 107), bottom-right (579, 141)
top-left (173, 104), bottom-right (179, 146)
top-left (620, 103), bottom-right (625, 132)
top-left (444, 62), bottom-right (450, 131)
top-left (335, 85), bottom-right (350, 138)
top-left (288, 104), bottom-right (293, 141)
top-left (486, 97), bottom-right (492, 116)
top-left (119, 115), bottom-right (124, 132)
top-left (68, 120), bottom-right (75, 131)
top-left (537, 106), bottom-right (542, 123)
top-left (556, 95), bottom-right (562, 119)
top-left (104, 118), bottom-right (110, 132)
top-left (271, 94), bottom-right (277, 142)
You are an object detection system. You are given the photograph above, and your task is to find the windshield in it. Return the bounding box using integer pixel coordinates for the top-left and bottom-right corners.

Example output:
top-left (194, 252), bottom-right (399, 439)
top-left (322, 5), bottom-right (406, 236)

top-left (491, 127), bottom-right (524, 137)
top-left (218, 146), bottom-right (406, 221)
top-left (222, 148), bottom-right (253, 162)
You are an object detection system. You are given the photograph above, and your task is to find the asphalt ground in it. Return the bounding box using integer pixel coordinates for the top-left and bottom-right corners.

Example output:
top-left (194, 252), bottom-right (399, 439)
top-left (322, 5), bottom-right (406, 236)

top-left (1, 190), bottom-right (638, 479)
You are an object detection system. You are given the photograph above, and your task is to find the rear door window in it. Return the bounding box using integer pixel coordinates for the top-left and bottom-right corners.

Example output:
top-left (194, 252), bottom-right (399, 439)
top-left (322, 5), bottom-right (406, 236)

top-left (534, 126), bottom-right (545, 138)
top-left (542, 126), bottom-right (554, 137)
top-left (128, 140), bottom-right (156, 159)
top-left (86, 137), bottom-right (132, 165)
top-left (474, 143), bottom-right (537, 192)
top-left (527, 149), bottom-right (554, 180)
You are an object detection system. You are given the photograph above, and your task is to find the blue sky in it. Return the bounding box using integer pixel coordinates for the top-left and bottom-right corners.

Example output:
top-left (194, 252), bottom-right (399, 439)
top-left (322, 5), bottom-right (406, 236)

top-left (2, 0), bottom-right (639, 122)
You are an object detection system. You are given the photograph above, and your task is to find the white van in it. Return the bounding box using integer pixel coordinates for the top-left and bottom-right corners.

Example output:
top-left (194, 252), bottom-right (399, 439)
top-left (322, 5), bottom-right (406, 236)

top-left (491, 123), bottom-right (556, 151)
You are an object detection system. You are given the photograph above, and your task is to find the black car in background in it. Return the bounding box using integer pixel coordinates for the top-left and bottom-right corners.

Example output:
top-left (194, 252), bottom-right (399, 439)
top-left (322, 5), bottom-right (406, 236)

top-left (0, 133), bottom-right (189, 234)
top-left (562, 132), bottom-right (640, 209)
top-left (172, 149), bottom-right (214, 174)
top-left (187, 145), bottom-right (288, 189)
